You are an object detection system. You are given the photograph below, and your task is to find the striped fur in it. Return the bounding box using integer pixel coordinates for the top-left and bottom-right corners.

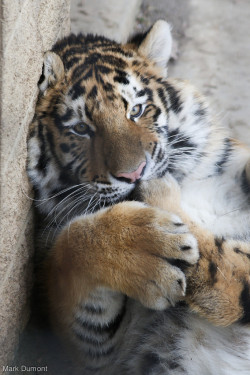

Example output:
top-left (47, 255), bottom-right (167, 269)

top-left (27, 21), bottom-right (250, 374)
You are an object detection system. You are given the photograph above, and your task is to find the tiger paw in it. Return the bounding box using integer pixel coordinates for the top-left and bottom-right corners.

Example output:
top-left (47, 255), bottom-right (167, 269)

top-left (96, 201), bottom-right (199, 310)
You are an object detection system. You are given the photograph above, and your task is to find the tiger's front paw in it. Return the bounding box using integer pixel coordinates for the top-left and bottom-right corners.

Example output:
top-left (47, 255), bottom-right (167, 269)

top-left (135, 226), bottom-right (199, 310)
top-left (103, 202), bottom-right (199, 310)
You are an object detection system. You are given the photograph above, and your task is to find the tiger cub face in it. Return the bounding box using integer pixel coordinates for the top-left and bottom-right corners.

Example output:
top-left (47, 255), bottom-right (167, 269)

top-left (28, 21), bottom-right (210, 215)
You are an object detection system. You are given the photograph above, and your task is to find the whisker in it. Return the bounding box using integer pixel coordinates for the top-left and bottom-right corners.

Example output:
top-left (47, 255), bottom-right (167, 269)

top-left (46, 185), bottom-right (94, 222)
top-left (37, 183), bottom-right (92, 205)
top-left (42, 187), bottom-right (95, 244)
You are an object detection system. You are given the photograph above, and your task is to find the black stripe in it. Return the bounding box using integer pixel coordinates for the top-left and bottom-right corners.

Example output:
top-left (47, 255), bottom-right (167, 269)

top-left (85, 104), bottom-right (93, 121)
top-left (157, 87), bottom-right (168, 110)
top-left (114, 76), bottom-right (129, 85)
top-left (157, 164), bottom-right (173, 178)
top-left (102, 46), bottom-right (133, 58)
top-left (52, 34), bottom-right (86, 54)
top-left (164, 83), bottom-right (182, 113)
top-left (60, 108), bottom-right (74, 122)
top-left (144, 87), bottom-right (153, 101)
top-left (87, 85), bottom-right (98, 100)
top-left (29, 128), bottom-right (36, 138)
top-left (74, 330), bottom-right (106, 346)
top-left (87, 345), bottom-right (114, 358)
top-left (102, 82), bottom-right (114, 92)
top-left (94, 64), bottom-right (112, 75)
top-left (75, 160), bottom-right (87, 178)
top-left (132, 60), bottom-right (141, 67)
top-left (76, 298), bottom-right (127, 339)
top-left (65, 57), bottom-right (80, 70)
top-left (45, 129), bottom-right (57, 160)
top-left (83, 52), bottom-right (102, 65)
top-left (155, 148), bottom-right (165, 163)
top-left (83, 67), bottom-right (93, 80)
top-left (136, 89), bottom-right (146, 98)
top-left (209, 261), bottom-right (217, 285)
top-left (140, 75), bottom-right (150, 85)
top-left (122, 98), bottom-right (128, 111)
top-left (168, 128), bottom-right (197, 154)
top-left (194, 105), bottom-right (206, 117)
top-left (214, 237), bottom-right (225, 254)
top-left (82, 52), bottom-right (127, 70)
top-left (215, 138), bottom-right (232, 174)
top-left (72, 63), bottom-right (89, 81)
top-left (241, 169), bottom-right (250, 196)
top-left (84, 304), bottom-right (105, 315)
top-left (99, 55), bottom-right (127, 69)
top-left (151, 142), bottom-right (158, 159)
top-left (153, 107), bottom-right (162, 123)
top-left (140, 352), bottom-right (161, 375)
top-left (63, 46), bottom-right (85, 57)
top-left (169, 360), bottom-right (184, 370)
top-left (69, 80), bottom-right (86, 100)
top-left (60, 143), bottom-right (70, 153)
top-left (240, 281), bottom-right (250, 324)
top-left (234, 247), bottom-right (250, 260)
top-left (59, 168), bottom-right (76, 185)
top-left (36, 123), bottom-right (48, 175)
top-left (114, 70), bottom-right (129, 85)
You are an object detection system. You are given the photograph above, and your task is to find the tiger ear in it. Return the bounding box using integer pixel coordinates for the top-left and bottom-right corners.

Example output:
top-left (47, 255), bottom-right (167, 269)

top-left (136, 20), bottom-right (172, 77)
top-left (39, 51), bottom-right (65, 93)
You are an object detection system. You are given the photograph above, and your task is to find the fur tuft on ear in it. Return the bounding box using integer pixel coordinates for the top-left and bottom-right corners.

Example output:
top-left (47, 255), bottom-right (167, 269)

top-left (39, 51), bottom-right (65, 93)
top-left (138, 20), bottom-right (172, 76)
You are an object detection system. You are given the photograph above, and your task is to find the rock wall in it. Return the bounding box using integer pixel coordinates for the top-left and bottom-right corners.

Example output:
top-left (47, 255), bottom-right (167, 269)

top-left (0, 0), bottom-right (70, 367)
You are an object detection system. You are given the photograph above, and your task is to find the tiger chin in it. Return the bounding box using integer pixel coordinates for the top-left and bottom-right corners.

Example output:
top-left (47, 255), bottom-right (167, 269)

top-left (27, 20), bottom-right (250, 374)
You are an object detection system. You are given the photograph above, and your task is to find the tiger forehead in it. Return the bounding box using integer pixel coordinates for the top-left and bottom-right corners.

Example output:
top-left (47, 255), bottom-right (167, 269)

top-left (54, 39), bottom-right (163, 118)
top-left (58, 41), bottom-right (156, 88)
top-left (67, 77), bottom-right (144, 120)
top-left (56, 38), bottom-right (147, 75)
top-left (66, 64), bottom-right (152, 112)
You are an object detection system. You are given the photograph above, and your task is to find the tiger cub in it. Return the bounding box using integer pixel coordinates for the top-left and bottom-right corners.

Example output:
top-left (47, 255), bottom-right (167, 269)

top-left (27, 20), bottom-right (250, 374)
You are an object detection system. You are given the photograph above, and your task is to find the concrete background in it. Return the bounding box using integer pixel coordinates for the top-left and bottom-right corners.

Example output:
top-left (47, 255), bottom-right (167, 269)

top-left (0, 0), bottom-right (70, 370)
top-left (71, 0), bottom-right (141, 42)
top-left (136, 0), bottom-right (250, 146)
top-left (1, 0), bottom-right (250, 373)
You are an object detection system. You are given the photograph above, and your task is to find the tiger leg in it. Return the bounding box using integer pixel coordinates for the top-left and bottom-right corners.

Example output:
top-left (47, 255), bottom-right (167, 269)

top-left (138, 176), bottom-right (250, 326)
top-left (44, 199), bottom-right (199, 365)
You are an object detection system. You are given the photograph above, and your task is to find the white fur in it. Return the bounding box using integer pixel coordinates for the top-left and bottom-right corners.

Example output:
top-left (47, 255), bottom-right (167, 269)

top-left (139, 20), bottom-right (173, 76)
top-left (178, 316), bottom-right (250, 375)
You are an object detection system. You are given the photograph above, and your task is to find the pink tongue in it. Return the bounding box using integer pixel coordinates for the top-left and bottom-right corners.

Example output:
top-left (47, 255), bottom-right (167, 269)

top-left (117, 161), bottom-right (146, 183)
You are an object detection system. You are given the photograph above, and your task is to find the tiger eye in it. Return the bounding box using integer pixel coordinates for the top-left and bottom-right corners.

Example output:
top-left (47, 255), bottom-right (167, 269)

top-left (72, 123), bottom-right (88, 136)
top-left (130, 104), bottom-right (143, 119)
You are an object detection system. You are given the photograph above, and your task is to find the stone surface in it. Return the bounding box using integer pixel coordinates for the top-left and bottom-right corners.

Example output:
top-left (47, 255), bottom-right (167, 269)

top-left (71, 0), bottom-right (142, 42)
top-left (0, 0), bottom-right (70, 368)
top-left (135, 0), bottom-right (250, 147)
top-left (168, 0), bottom-right (250, 146)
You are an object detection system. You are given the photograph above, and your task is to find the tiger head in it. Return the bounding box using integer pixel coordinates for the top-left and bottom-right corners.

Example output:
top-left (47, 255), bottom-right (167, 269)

top-left (27, 20), bottom-right (212, 217)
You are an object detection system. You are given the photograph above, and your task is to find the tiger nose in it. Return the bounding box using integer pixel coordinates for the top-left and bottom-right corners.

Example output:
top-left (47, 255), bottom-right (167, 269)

top-left (116, 161), bottom-right (146, 183)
